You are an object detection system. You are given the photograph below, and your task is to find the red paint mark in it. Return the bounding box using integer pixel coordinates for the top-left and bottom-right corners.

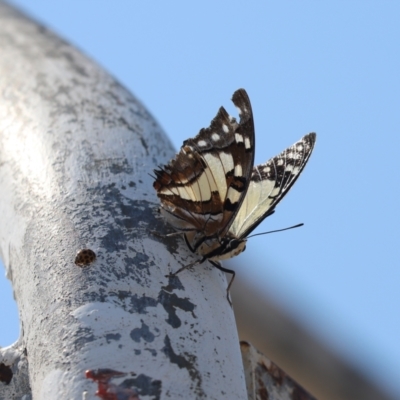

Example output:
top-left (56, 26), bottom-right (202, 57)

top-left (86, 369), bottom-right (140, 400)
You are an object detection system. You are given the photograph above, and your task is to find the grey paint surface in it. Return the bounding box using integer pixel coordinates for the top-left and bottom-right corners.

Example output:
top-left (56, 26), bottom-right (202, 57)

top-left (0, 3), bottom-right (246, 399)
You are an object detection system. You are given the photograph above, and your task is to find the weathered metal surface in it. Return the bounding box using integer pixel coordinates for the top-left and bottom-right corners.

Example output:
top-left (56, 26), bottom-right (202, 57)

top-left (241, 341), bottom-right (317, 400)
top-left (0, 3), bottom-right (246, 399)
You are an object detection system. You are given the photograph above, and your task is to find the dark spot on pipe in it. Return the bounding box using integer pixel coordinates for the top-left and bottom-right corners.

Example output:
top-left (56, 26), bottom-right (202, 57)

top-left (75, 248), bottom-right (96, 266)
top-left (0, 363), bottom-right (12, 384)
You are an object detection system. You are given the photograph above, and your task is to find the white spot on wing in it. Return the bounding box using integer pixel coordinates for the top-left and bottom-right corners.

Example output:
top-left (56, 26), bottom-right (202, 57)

top-left (178, 185), bottom-right (195, 201)
top-left (234, 164), bottom-right (243, 176)
top-left (203, 167), bottom-right (218, 193)
top-left (219, 152), bottom-right (234, 173)
top-left (226, 186), bottom-right (241, 204)
top-left (244, 137), bottom-right (251, 149)
top-left (159, 187), bottom-right (176, 197)
top-left (292, 166), bottom-right (300, 175)
top-left (212, 133), bottom-right (220, 141)
top-left (160, 186), bottom-right (194, 201)
top-left (198, 140), bottom-right (207, 147)
top-left (192, 171), bottom-right (212, 201)
top-left (222, 124), bottom-right (229, 133)
top-left (235, 133), bottom-right (244, 143)
top-left (203, 153), bottom-right (228, 199)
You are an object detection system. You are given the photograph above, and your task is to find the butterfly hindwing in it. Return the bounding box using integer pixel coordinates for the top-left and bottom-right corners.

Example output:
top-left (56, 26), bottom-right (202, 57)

top-left (154, 89), bottom-right (255, 255)
top-left (228, 133), bottom-right (316, 239)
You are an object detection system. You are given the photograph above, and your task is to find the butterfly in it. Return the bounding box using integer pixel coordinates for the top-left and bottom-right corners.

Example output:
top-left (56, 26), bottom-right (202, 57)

top-left (153, 89), bottom-right (316, 301)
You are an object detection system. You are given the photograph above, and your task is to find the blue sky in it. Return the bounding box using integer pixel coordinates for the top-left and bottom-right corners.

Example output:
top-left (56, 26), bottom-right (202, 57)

top-left (1, 1), bottom-right (399, 397)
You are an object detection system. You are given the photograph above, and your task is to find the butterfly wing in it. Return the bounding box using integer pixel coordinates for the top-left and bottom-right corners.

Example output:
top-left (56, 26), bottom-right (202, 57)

top-left (154, 89), bottom-right (255, 256)
top-left (228, 133), bottom-right (316, 239)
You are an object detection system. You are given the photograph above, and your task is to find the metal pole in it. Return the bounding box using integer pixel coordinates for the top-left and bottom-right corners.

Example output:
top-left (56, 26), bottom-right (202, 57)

top-left (0, 3), bottom-right (246, 398)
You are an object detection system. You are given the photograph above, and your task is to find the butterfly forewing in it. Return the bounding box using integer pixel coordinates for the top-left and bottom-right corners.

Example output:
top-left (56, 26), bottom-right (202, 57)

top-left (228, 133), bottom-right (316, 239)
top-left (154, 89), bottom-right (255, 255)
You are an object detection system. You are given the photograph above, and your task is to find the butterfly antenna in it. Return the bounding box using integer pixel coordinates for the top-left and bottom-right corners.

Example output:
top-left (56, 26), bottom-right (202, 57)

top-left (247, 223), bottom-right (304, 239)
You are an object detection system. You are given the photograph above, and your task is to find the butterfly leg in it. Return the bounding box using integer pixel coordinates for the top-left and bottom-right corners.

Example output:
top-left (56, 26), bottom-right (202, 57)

top-left (209, 260), bottom-right (235, 307)
top-left (166, 257), bottom-right (206, 278)
top-left (148, 230), bottom-right (183, 239)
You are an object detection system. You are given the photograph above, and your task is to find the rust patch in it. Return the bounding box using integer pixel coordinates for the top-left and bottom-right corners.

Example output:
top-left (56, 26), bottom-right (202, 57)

top-left (75, 248), bottom-right (96, 266)
top-left (266, 361), bottom-right (286, 385)
top-left (241, 341), bottom-right (317, 400)
top-left (256, 374), bottom-right (269, 400)
top-left (162, 335), bottom-right (204, 397)
top-left (86, 368), bottom-right (140, 400)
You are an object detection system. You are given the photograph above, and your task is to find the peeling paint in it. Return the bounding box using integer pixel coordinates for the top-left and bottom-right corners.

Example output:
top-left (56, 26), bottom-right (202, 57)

top-left (162, 335), bottom-right (204, 397)
top-left (86, 368), bottom-right (140, 400)
top-left (241, 341), bottom-right (317, 400)
top-left (158, 285), bottom-right (196, 328)
top-left (0, 4), bottom-right (246, 397)
top-left (123, 374), bottom-right (162, 400)
top-left (130, 320), bottom-right (155, 343)
top-left (105, 333), bottom-right (121, 344)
